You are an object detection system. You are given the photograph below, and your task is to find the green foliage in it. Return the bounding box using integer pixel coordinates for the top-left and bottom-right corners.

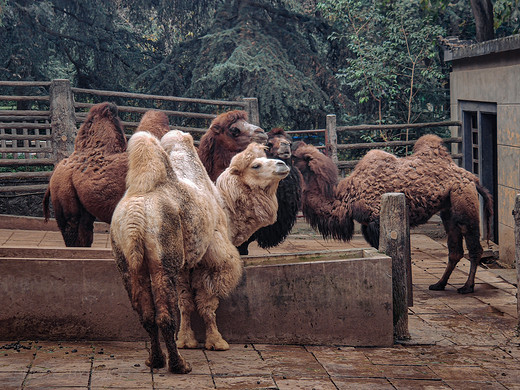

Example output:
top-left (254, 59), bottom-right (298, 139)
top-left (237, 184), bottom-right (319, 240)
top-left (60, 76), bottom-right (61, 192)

top-left (138, 0), bottom-right (353, 130)
top-left (318, 0), bottom-right (448, 147)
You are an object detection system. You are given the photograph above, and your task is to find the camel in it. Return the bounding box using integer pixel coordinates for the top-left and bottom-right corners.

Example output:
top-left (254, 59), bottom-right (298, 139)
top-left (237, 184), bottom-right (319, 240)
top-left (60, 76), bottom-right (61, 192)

top-left (236, 128), bottom-right (303, 255)
top-left (111, 130), bottom-right (288, 373)
top-left (292, 134), bottom-right (493, 294)
top-left (198, 110), bottom-right (268, 182)
top-left (43, 105), bottom-right (170, 247)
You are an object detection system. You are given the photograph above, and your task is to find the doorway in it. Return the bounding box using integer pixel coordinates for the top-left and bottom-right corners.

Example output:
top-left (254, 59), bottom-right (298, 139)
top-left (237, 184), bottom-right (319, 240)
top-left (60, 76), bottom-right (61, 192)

top-left (460, 101), bottom-right (498, 243)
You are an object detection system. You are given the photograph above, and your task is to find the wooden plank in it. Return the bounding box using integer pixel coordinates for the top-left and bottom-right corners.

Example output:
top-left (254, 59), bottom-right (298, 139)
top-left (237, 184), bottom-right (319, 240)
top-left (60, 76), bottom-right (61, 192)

top-left (0, 147), bottom-right (52, 153)
top-left (0, 123), bottom-right (52, 129)
top-left (0, 184), bottom-right (49, 192)
top-left (336, 120), bottom-right (462, 132)
top-left (0, 96), bottom-right (50, 101)
top-left (0, 81), bottom-right (51, 87)
top-left (74, 102), bottom-right (217, 120)
top-left (0, 110), bottom-right (50, 116)
top-left (72, 87), bottom-right (247, 107)
top-left (0, 116), bottom-right (50, 121)
top-left (0, 158), bottom-right (54, 167)
top-left (337, 137), bottom-right (462, 151)
top-left (286, 129), bottom-right (326, 134)
top-left (0, 171), bottom-right (53, 179)
top-left (0, 134), bottom-right (52, 141)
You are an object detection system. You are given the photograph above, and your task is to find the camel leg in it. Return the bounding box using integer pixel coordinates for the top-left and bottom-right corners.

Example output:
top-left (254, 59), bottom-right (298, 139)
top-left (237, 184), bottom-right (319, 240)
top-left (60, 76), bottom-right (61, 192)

top-left (77, 210), bottom-right (95, 247)
top-left (195, 291), bottom-right (229, 351)
top-left (113, 249), bottom-right (165, 369)
top-left (458, 227), bottom-right (483, 294)
top-left (176, 269), bottom-right (198, 349)
top-left (429, 210), bottom-right (464, 291)
top-left (149, 265), bottom-right (191, 374)
top-left (127, 273), bottom-right (166, 369)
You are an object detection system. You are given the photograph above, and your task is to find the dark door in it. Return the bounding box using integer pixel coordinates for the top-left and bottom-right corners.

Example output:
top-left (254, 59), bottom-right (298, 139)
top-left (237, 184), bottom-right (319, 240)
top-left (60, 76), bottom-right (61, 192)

top-left (460, 101), bottom-right (498, 243)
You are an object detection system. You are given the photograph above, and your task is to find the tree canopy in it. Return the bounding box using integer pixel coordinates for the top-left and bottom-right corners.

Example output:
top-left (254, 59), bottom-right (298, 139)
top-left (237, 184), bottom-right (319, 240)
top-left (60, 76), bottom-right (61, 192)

top-left (1, 0), bottom-right (519, 129)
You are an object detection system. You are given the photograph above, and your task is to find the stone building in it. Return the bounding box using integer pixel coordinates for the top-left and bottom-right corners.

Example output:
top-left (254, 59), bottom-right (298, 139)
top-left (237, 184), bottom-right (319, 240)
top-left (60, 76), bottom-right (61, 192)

top-left (445, 34), bottom-right (520, 266)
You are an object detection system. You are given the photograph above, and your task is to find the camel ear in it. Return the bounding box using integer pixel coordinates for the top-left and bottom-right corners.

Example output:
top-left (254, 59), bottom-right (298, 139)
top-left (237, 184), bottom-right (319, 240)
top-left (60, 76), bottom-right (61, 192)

top-left (210, 123), bottom-right (222, 134)
top-left (229, 166), bottom-right (240, 175)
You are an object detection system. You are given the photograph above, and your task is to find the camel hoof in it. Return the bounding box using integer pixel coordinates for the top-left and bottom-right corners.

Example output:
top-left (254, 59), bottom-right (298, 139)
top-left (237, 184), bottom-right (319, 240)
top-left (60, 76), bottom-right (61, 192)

top-left (146, 353), bottom-right (166, 369)
top-left (176, 338), bottom-right (199, 349)
top-left (457, 285), bottom-right (474, 294)
top-left (428, 282), bottom-right (446, 291)
top-left (169, 358), bottom-right (192, 374)
top-left (205, 338), bottom-right (229, 351)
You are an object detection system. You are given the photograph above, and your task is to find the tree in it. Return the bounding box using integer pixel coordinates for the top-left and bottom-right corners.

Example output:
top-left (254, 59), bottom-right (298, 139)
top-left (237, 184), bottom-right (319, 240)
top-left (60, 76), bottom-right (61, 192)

top-left (319, 0), bottom-right (447, 131)
top-left (137, 0), bottom-right (353, 129)
top-left (470, 0), bottom-right (495, 41)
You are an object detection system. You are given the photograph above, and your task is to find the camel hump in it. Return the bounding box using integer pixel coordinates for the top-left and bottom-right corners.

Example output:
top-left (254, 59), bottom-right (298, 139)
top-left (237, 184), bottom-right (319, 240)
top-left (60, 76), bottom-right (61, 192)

top-left (136, 110), bottom-right (170, 139)
top-left (126, 131), bottom-right (175, 193)
top-left (412, 134), bottom-right (451, 159)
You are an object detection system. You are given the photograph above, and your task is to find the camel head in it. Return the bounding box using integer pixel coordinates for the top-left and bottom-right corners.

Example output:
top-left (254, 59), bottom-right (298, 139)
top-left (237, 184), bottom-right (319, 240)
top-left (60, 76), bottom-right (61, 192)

top-left (207, 110), bottom-right (267, 151)
top-left (228, 142), bottom-right (289, 189)
top-left (291, 141), bottom-right (338, 199)
top-left (266, 128), bottom-right (292, 161)
top-left (136, 110), bottom-right (171, 140)
top-left (74, 102), bottom-right (126, 154)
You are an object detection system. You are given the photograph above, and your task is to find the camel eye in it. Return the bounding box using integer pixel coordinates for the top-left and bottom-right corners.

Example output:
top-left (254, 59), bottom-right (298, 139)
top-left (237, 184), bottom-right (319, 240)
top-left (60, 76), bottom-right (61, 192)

top-left (230, 127), bottom-right (240, 137)
top-left (251, 163), bottom-right (261, 169)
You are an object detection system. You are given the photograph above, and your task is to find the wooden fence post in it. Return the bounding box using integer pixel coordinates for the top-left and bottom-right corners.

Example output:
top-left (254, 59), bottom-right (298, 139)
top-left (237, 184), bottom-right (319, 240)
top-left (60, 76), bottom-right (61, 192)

top-left (326, 114), bottom-right (338, 164)
top-left (243, 97), bottom-right (260, 126)
top-left (514, 195), bottom-right (520, 326)
top-left (379, 193), bottom-right (411, 341)
top-left (50, 79), bottom-right (76, 163)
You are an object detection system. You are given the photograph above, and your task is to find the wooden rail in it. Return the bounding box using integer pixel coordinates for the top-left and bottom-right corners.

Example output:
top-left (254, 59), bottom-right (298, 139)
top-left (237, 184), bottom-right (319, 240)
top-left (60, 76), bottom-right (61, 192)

top-left (0, 79), bottom-right (461, 193)
top-left (0, 79), bottom-right (258, 193)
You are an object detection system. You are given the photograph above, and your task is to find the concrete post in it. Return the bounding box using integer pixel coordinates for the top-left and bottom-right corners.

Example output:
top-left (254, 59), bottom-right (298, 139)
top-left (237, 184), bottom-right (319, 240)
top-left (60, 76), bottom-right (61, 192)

top-left (243, 98), bottom-right (260, 126)
top-left (379, 192), bottom-right (411, 341)
top-left (50, 79), bottom-right (76, 163)
top-left (514, 195), bottom-right (520, 326)
top-left (326, 114), bottom-right (338, 164)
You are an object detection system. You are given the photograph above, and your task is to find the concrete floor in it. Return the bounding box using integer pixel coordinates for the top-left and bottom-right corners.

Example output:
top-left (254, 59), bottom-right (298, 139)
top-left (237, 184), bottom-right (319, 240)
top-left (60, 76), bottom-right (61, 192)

top-left (0, 218), bottom-right (519, 389)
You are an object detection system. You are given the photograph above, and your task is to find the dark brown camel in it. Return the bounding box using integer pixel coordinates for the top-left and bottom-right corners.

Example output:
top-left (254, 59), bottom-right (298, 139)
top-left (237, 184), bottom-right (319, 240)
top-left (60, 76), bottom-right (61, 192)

top-left (236, 128), bottom-right (303, 255)
top-left (292, 134), bottom-right (493, 294)
top-left (43, 105), bottom-right (170, 247)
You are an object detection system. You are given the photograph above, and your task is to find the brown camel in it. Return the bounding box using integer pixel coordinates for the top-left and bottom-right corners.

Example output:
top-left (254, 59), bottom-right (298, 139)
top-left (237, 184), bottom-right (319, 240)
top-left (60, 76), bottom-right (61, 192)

top-left (292, 134), bottom-right (493, 294)
top-left (43, 105), bottom-right (170, 247)
top-left (198, 110), bottom-right (268, 182)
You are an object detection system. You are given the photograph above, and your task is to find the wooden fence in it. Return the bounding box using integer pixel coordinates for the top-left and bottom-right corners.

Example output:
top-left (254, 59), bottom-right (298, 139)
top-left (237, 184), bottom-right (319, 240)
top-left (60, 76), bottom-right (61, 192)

top-left (0, 79), bottom-right (461, 193)
top-left (0, 79), bottom-right (258, 193)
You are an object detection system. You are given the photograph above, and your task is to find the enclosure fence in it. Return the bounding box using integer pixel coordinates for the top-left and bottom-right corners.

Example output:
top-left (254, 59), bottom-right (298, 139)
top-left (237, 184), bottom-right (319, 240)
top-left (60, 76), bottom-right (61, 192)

top-left (0, 79), bottom-right (461, 193)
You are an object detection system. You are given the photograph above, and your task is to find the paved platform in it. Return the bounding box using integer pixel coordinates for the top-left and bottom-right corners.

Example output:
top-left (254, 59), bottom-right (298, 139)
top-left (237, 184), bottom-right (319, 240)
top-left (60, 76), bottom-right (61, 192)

top-left (0, 218), bottom-right (519, 389)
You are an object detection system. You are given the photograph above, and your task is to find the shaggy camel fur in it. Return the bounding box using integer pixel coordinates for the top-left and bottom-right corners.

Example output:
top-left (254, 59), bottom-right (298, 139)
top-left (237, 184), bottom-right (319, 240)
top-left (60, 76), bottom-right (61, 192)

top-left (216, 141), bottom-right (290, 246)
top-left (236, 128), bottom-right (303, 255)
top-left (111, 131), bottom-right (193, 374)
top-left (292, 134), bottom-right (493, 294)
top-left (112, 129), bottom-right (289, 372)
top-left (198, 110), bottom-right (268, 182)
top-left (167, 139), bottom-right (288, 351)
top-left (43, 106), bottom-right (170, 247)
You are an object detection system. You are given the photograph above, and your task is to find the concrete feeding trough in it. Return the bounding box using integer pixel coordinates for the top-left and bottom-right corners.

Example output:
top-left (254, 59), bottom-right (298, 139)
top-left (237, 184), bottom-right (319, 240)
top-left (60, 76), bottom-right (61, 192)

top-left (0, 245), bottom-right (393, 346)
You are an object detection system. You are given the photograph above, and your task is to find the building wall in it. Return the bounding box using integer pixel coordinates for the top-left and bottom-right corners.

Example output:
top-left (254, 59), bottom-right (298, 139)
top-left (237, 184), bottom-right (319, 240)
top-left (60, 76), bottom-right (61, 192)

top-left (450, 59), bottom-right (520, 266)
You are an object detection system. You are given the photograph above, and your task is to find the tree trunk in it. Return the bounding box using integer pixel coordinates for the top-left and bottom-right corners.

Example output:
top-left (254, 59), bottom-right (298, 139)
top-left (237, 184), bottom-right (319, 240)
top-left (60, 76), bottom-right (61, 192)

top-left (470, 0), bottom-right (495, 42)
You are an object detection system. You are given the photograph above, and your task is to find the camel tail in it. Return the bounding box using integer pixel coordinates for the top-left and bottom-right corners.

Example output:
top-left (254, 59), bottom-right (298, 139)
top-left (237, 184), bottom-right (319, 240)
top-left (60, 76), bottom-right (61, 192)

top-left (43, 187), bottom-right (51, 222)
top-left (477, 183), bottom-right (493, 243)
